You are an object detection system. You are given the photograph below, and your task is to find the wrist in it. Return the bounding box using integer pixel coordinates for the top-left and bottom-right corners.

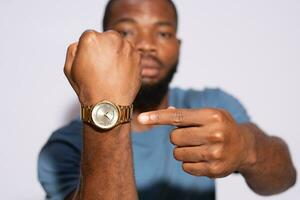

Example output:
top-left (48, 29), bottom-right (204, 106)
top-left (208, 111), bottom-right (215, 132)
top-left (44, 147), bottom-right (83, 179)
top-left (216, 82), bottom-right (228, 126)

top-left (237, 123), bottom-right (257, 173)
top-left (83, 123), bottom-right (131, 142)
top-left (79, 89), bottom-right (134, 106)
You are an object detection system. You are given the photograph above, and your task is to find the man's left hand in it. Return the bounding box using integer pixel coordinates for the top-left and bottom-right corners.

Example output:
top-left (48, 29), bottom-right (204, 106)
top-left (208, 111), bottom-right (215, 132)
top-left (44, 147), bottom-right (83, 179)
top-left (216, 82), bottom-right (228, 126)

top-left (138, 108), bottom-right (256, 178)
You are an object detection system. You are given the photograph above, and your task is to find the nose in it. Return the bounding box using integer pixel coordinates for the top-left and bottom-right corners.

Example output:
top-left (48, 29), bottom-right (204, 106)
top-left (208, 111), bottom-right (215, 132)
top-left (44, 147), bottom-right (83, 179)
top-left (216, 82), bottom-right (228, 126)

top-left (135, 32), bottom-right (157, 55)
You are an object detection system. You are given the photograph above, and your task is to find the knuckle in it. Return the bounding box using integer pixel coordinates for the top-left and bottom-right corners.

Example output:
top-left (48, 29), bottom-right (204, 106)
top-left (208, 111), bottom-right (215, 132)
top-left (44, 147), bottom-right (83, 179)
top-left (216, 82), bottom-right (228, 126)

top-left (211, 110), bottom-right (225, 123)
top-left (105, 30), bottom-right (120, 36)
top-left (210, 131), bottom-right (225, 143)
top-left (80, 30), bottom-right (98, 44)
top-left (211, 148), bottom-right (223, 160)
top-left (66, 43), bottom-right (73, 54)
top-left (66, 42), bottom-right (77, 58)
top-left (105, 30), bottom-right (123, 43)
top-left (172, 110), bottom-right (184, 125)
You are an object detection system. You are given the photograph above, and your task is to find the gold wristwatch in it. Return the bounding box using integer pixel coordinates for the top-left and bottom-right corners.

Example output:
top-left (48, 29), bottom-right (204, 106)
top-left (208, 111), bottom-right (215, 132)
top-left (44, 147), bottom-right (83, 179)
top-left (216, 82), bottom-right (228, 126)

top-left (81, 100), bottom-right (133, 130)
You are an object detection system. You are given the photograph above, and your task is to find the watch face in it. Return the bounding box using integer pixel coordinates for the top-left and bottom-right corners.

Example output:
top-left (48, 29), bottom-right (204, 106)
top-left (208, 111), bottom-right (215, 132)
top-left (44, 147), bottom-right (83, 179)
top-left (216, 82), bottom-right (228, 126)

top-left (91, 101), bottom-right (119, 129)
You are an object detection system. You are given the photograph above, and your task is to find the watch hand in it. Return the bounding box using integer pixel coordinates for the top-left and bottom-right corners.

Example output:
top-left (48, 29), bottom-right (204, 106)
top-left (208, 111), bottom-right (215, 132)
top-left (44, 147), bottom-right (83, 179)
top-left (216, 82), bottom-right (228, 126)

top-left (104, 113), bottom-right (111, 120)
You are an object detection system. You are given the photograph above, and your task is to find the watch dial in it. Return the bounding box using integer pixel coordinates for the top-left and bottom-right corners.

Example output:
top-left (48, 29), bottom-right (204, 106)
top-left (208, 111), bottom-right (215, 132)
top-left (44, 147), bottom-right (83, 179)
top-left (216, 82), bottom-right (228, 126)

top-left (92, 102), bottom-right (119, 129)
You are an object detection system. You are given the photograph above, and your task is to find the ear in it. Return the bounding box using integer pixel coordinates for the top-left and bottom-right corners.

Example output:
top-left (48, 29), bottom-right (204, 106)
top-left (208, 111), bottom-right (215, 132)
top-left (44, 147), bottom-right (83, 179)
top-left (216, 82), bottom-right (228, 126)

top-left (176, 38), bottom-right (182, 52)
top-left (177, 38), bottom-right (182, 46)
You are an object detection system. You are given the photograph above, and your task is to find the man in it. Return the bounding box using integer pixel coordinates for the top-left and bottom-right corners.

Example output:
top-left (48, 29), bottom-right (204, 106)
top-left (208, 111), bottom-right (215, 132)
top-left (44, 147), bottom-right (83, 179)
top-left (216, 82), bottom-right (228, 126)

top-left (38, 0), bottom-right (296, 199)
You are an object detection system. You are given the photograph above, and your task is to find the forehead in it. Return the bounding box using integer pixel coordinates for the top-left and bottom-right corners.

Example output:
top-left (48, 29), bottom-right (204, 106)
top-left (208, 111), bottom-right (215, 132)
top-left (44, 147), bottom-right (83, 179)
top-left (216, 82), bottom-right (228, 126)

top-left (107, 0), bottom-right (177, 28)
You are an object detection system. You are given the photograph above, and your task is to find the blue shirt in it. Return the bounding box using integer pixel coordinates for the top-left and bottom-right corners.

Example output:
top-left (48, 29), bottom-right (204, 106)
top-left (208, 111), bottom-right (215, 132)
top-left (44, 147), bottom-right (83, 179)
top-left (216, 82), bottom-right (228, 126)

top-left (38, 88), bottom-right (250, 200)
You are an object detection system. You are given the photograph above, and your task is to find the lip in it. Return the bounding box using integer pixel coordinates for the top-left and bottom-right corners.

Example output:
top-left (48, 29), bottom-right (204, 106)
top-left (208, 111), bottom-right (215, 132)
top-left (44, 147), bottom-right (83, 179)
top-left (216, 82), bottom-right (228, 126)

top-left (141, 66), bottom-right (160, 77)
top-left (141, 59), bottom-right (159, 67)
top-left (140, 58), bottom-right (161, 78)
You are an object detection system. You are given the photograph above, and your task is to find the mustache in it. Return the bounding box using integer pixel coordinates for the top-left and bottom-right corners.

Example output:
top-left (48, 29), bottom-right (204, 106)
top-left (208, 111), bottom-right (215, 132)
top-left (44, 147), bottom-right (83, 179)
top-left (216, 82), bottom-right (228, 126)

top-left (140, 54), bottom-right (165, 68)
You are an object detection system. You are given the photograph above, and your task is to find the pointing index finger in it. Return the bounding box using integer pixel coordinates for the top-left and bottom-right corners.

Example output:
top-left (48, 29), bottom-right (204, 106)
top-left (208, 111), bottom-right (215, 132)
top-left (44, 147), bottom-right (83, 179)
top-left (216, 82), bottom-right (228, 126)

top-left (138, 108), bottom-right (210, 127)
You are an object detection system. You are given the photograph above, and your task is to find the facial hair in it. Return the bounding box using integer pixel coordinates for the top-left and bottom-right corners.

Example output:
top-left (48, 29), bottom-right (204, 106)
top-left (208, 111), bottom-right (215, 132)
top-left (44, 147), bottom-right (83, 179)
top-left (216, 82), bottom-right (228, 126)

top-left (133, 58), bottom-right (178, 112)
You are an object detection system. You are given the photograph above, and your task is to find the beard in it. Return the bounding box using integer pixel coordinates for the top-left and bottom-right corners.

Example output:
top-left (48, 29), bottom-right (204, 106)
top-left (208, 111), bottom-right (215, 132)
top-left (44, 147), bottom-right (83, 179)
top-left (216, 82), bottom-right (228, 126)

top-left (133, 58), bottom-right (178, 112)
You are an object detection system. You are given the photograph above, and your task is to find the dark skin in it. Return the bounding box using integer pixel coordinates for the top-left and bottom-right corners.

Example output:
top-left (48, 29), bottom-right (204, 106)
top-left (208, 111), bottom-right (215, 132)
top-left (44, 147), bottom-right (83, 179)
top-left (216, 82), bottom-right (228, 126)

top-left (64, 0), bottom-right (296, 199)
top-left (64, 30), bottom-right (140, 200)
top-left (106, 0), bottom-right (180, 132)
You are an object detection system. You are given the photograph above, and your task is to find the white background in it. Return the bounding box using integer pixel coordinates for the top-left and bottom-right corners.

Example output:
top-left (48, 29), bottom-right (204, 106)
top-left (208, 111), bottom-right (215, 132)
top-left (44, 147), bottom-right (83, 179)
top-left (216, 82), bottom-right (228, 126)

top-left (0, 0), bottom-right (299, 199)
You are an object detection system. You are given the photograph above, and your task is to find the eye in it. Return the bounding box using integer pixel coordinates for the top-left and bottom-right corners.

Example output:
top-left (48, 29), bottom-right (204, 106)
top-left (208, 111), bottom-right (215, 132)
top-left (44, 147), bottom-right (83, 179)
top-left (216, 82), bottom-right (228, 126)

top-left (158, 32), bottom-right (173, 39)
top-left (118, 30), bottom-right (134, 37)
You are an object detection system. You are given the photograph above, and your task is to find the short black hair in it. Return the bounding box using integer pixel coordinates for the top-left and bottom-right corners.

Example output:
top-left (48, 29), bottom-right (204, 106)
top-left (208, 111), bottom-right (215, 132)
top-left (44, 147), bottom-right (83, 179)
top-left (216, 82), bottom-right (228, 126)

top-left (102, 0), bottom-right (178, 31)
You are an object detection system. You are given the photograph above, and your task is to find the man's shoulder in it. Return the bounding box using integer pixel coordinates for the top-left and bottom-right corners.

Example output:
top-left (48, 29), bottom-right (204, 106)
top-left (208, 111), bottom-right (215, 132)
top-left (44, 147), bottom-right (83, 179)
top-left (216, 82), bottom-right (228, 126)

top-left (169, 87), bottom-right (250, 123)
top-left (38, 119), bottom-right (82, 200)
top-left (46, 119), bottom-right (83, 150)
top-left (170, 87), bottom-right (221, 94)
top-left (169, 87), bottom-right (230, 107)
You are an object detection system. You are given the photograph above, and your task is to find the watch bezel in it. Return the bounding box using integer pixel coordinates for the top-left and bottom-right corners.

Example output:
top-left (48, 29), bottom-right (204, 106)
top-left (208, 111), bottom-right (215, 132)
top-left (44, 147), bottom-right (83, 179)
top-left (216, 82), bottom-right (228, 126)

top-left (91, 100), bottom-right (120, 130)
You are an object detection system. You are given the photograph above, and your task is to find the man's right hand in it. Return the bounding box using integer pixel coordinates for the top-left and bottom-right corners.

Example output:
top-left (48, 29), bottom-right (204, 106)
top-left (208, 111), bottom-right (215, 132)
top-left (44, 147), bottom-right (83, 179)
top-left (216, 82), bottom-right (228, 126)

top-left (64, 30), bottom-right (142, 106)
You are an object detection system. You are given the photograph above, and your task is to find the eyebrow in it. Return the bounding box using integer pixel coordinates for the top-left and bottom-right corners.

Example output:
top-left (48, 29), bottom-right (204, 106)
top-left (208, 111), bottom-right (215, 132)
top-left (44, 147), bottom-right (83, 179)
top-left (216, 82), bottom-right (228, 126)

top-left (112, 18), bottom-right (176, 29)
top-left (155, 21), bottom-right (174, 28)
top-left (112, 18), bottom-right (136, 26)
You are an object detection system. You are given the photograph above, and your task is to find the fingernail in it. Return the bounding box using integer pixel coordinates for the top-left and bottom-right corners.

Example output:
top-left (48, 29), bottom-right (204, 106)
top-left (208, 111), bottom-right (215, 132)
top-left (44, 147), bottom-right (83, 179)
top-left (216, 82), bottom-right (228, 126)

top-left (168, 106), bottom-right (176, 109)
top-left (138, 114), bottom-right (149, 124)
top-left (150, 113), bottom-right (158, 121)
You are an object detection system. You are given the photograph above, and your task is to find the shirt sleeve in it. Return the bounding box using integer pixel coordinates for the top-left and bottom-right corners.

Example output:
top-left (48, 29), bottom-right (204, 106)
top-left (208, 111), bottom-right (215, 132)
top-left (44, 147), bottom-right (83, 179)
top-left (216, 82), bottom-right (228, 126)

top-left (38, 120), bottom-right (82, 200)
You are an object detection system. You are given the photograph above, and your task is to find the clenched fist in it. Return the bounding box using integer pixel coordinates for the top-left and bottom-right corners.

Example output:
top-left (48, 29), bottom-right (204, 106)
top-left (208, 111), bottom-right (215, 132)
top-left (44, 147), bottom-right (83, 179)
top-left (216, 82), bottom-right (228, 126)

top-left (64, 30), bottom-right (142, 106)
top-left (138, 108), bottom-right (256, 178)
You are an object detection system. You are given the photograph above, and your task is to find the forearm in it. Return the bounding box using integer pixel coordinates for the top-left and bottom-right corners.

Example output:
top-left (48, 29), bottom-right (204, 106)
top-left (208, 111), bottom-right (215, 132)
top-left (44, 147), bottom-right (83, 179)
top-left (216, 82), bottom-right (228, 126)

top-left (238, 123), bottom-right (297, 195)
top-left (72, 123), bottom-right (138, 200)
top-left (62, 30), bottom-right (141, 200)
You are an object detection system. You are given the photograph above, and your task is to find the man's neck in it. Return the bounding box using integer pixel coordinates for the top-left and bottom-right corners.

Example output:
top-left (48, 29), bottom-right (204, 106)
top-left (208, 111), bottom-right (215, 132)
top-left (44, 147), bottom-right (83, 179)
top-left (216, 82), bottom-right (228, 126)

top-left (131, 93), bottom-right (169, 133)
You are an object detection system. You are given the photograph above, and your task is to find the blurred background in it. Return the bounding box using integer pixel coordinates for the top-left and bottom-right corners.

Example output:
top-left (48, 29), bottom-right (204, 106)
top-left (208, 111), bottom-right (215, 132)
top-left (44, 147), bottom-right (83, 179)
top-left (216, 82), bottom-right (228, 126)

top-left (0, 0), bottom-right (299, 199)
